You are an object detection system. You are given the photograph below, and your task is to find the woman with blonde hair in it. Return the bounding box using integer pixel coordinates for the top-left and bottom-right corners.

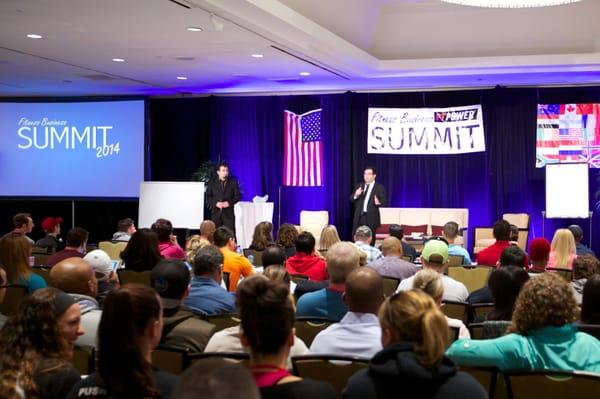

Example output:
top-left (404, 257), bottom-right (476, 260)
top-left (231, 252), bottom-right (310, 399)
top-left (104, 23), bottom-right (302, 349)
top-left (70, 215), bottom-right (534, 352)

top-left (412, 269), bottom-right (470, 339)
top-left (343, 290), bottom-right (485, 399)
top-left (447, 273), bottom-right (600, 372)
top-left (186, 234), bottom-right (211, 264)
top-left (547, 228), bottom-right (577, 269)
top-left (318, 225), bottom-right (340, 256)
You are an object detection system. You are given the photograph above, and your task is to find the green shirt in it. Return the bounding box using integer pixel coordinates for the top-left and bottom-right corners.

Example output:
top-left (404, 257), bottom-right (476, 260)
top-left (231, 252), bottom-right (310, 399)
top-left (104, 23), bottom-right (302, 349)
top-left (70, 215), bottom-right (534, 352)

top-left (446, 324), bottom-right (600, 372)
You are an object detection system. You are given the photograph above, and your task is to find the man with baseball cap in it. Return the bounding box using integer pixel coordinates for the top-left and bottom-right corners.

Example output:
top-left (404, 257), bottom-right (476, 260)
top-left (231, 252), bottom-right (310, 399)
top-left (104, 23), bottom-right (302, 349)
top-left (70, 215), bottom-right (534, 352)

top-left (151, 259), bottom-right (216, 353)
top-left (396, 238), bottom-right (468, 302)
top-left (35, 216), bottom-right (64, 252)
top-left (83, 249), bottom-right (118, 307)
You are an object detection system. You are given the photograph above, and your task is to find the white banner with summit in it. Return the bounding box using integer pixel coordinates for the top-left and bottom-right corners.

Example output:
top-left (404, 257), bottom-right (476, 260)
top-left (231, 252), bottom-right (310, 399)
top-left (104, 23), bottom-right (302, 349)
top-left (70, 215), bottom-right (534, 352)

top-left (367, 105), bottom-right (486, 155)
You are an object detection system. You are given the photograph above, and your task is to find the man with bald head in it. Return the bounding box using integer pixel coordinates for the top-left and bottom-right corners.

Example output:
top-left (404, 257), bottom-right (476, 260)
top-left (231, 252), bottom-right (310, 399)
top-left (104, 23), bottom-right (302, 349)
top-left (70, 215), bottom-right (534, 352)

top-left (49, 257), bottom-right (101, 347)
top-left (310, 267), bottom-right (383, 357)
top-left (368, 236), bottom-right (418, 280)
top-left (296, 242), bottom-right (360, 321)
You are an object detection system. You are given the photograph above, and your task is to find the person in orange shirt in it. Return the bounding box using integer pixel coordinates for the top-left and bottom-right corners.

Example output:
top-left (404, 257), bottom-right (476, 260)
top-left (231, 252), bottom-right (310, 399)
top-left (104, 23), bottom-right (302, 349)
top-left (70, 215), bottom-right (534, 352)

top-left (214, 226), bottom-right (254, 291)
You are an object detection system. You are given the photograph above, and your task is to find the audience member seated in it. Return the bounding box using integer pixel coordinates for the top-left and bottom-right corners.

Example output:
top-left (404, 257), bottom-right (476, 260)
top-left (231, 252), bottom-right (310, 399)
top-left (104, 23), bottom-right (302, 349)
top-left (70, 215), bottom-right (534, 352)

top-left (83, 249), bottom-right (118, 307)
top-left (353, 226), bottom-right (382, 263)
top-left (476, 219), bottom-right (511, 266)
top-left (249, 221), bottom-right (274, 251)
top-left (447, 273), bottom-right (600, 372)
top-left (185, 234), bottom-right (211, 264)
top-left (67, 284), bottom-right (178, 399)
top-left (467, 245), bottom-right (526, 304)
top-left (46, 227), bottom-right (88, 267)
top-left (171, 358), bottom-right (260, 399)
top-left (388, 224), bottom-right (417, 261)
top-left (199, 220), bottom-right (216, 244)
top-left (368, 237), bottom-right (418, 280)
top-left (205, 274), bottom-right (309, 369)
top-left (152, 218), bottom-right (186, 260)
top-left (318, 225), bottom-right (341, 256)
top-left (311, 267), bottom-right (383, 358)
top-left (238, 275), bottom-right (337, 399)
top-left (509, 224), bottom-right (519, 244)
top-left (343, 290), bottom-right (486, 399)
top-left (262, 244), bottom-right (287, 269)
top-left (120, 228), bottom-right (163, 272)
top-left (528, 237), bottom-right (551, 274)
top-left (264, 265), bottom-right (297, 296)
top-left (285, 232), bottom-right (328, 281)
top-left (413, 269), bottom-right (470, 339)
top-left (397, 239), bottom-right (468, 302)
top-left (581, 274), bottom-right (600, 325)
top-left (214, 227), bottom-right (254, 291)
top-left (477, 266), bottom-right (529, 338)
top-left (568, 224), bottom-right (595, 257)
top-left (277, 223), bottom-right (298, 259)
top-left (548, 228), bottom-right (577, 270)
top-left (49, 257), bottom-right (102, 348)
top-left (0, 234), bottom-right (46, 293)
top-left (0, 268), bottom-right (6, 328)
top-left (151, 259), bottom-right (216, 353)
top-left (35, 216), bottom-right (64, 253)
top-left (4, 212), bottom-right (35, 245)
top-left (296, 242), bottom-right (360, 321)
top-left (442, 221), bottom-right (472, 264)
top-left (571, 255), bottom-right (599, 304)
top-left (111, 217), bottom-right (136, 242)
top-left (0, 288), bottom-right (82, 399)
top-left (184, 245), bottom-right (235, 315)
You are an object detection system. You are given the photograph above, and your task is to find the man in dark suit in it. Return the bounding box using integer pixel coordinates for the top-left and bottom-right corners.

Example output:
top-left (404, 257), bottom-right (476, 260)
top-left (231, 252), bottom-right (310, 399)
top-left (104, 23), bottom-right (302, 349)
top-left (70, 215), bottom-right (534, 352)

top-left (205, 162), bottom-right (241, 237)
top-left (351, 166), bottom-right (387, 238)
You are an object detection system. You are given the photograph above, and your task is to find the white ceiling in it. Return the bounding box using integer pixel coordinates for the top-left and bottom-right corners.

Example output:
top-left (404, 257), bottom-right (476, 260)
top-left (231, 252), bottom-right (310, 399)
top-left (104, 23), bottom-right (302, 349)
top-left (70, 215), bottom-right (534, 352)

top-left (0, 0), bottom-right (599, 96)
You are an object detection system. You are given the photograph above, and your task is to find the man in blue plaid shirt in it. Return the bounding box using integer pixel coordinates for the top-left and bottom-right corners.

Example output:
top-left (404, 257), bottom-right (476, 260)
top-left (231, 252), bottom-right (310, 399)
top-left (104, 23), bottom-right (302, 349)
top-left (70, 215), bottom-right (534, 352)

top-left (353, 226), bottom-right (382, 263)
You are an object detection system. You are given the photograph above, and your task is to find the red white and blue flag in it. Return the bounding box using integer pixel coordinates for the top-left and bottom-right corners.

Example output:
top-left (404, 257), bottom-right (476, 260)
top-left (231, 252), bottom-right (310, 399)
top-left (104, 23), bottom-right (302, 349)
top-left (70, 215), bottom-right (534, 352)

top-left (283, 109), bottom-right (323, 186)
top-left (536, 103), bottom-right (600, 168)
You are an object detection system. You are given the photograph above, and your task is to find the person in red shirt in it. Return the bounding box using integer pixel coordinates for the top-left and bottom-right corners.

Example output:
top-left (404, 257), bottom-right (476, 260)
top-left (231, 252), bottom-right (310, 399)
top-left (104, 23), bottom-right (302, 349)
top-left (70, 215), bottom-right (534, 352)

top-left (476, 220), bottom-right (512, 267)
top-left (285, 232), bottom-right (328, 281)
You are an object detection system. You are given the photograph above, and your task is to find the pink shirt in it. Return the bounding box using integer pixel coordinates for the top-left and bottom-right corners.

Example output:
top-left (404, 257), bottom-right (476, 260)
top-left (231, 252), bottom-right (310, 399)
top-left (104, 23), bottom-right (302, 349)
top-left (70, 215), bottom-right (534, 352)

top-left (158, 242), bottom-right (186, 260)
top-left (547, 252), bottom-right (577, 270)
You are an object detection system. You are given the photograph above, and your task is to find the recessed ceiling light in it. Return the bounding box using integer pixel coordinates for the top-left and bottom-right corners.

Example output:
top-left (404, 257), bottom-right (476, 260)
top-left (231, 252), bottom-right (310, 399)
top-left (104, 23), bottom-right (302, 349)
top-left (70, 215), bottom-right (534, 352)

top-left (26, 34), bottom-right (42, 39)
top-left (251, 54), bottom-right (263, 58)
top-left (112, 58), bottom-right (125, 62)
top-left (299, 72), bottom-right (311, 76)
top-left (176, 76), bottom-right (188, 80)
top-left (186, 27), bottom-right (203, 32)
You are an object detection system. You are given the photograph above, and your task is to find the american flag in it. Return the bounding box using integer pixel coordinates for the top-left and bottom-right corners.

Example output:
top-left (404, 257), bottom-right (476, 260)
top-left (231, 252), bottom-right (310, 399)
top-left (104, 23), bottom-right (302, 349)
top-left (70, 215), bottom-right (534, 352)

top-left (536, 103), bottom-right (600, 168)
top-left (283, 109), bottom-right (324, 186)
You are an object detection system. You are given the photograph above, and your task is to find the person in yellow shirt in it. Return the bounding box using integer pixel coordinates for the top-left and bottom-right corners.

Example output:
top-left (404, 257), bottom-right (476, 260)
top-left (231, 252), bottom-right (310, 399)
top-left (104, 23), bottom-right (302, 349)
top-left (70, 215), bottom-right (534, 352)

top-left (214, 226), bottom-right (254, 291)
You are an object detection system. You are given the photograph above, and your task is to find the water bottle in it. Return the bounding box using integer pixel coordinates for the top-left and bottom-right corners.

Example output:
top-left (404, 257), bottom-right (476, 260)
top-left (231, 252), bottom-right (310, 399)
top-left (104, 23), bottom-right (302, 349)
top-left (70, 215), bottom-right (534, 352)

top-left (248, 254), bottom-right (255, 265)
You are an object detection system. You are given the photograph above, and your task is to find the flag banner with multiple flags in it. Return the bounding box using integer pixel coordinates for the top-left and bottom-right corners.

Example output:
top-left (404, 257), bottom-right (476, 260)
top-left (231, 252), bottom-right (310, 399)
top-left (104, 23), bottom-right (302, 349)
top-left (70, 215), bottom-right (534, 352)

top-left (283, 108), bottom-right (323, 187)
top-left (537, 103), bottom-right (600, 168)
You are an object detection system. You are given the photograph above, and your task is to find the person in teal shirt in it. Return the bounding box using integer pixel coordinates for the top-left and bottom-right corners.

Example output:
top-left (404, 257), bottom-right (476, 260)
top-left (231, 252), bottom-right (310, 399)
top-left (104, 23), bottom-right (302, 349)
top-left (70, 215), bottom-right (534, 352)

top-left (447, 273), bottom-right (600, 372)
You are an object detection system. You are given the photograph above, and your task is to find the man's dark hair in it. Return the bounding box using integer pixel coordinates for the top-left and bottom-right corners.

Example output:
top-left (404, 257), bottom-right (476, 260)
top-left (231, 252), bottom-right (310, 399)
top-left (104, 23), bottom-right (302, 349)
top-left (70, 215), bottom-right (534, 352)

top-left (295, 232), bottom-right (315, 254)
top-left (499, 245), bottom-right (526, 268)
top-left (215, 162), bottom-right (229, 172)
top-left (509, 224), bottom-right (519, 242)
top-left (568, 224), bottom-right (584, 243)
top-left (442, 221), bottom-right (459, 239)
top-left (118, 218), bottom-right (135, 232)
top-left (262, 244), bottom-right (286, 268)
top-left (193, 245), bottom-right (224, 276)
top-left (364, 166), bottom-right (377, 175)
top-left (151, 260), bottom-right (190, 300)
top-left (488, 266), bottom-right (530, 321)
top-left (213, 227), bottom-right (234, 248)
top-left (151, 218), bottom-right (173, 242)
top-left (13, 213), bottom-right (30, 229)
top-left (389, 224), bottom-right (404, 240)
top-left (582, 275), bottom-right (600, 324)
top-left (66, 227), bottom-right (89, 247)
top-left (493, 219), bottom-right (511, 241)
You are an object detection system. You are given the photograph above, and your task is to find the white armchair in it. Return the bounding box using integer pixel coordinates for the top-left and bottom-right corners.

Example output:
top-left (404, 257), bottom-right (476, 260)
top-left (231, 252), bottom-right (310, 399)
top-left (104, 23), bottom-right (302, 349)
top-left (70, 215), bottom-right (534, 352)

top-left (299, 211), bottom-right (329, 244)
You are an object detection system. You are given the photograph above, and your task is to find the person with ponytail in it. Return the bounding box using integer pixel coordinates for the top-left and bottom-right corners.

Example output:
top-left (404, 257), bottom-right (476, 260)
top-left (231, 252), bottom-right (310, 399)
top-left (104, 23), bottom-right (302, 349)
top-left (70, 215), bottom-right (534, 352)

top-left (0, 288), bottom-right (82, 399)
top-left (343, 290), bottom-right (486, 399)
top-left (68, 284), bottom-right (178, 398)
top-left (238, 275), bottom-right (336, 399)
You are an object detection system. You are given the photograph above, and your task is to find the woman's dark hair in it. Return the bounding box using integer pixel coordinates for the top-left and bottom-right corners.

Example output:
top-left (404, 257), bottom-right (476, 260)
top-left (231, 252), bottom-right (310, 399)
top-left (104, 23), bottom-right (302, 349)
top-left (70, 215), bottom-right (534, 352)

top-left (120, 228), bottom-right (163, 272)
top-left (487, 266), bottom-right (530, 321)
top-left (0, 288), bottom-right (72, 397)
top-left (250, 221), bottom-right (273, 251)
top-left (98, 284), bottom-right (161, 397)
top-left (276, 224), bottom-right (298, 248)
top-left (236, 275), bottom-right (294, 355)
top-left (151, 218), bottom-right (173, 243)
top-left (581, 274), bottom-right (600, 324)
